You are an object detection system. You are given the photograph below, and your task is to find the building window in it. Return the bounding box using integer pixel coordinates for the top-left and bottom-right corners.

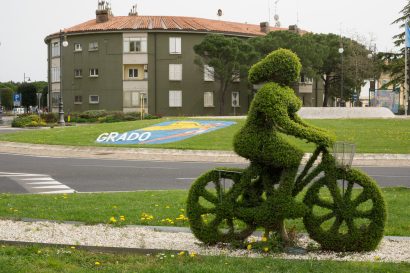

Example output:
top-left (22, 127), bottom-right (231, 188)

top-left (129, 68), bottom-right (138, 78)
top-left (74, 43), bottom-right (82, 52)
top-left (51, 67), bottom-right (60, 83)
top-left (300, 74), bottom-right (313, 84)
top-left (123, 37), bottom-right (147, 53)
top-left (169, 90), bottom-right (182, 107)
top-left (89, 42), bottom-right (98, 51)
top-left (51, 42), bottom-right (60, 57)
top-left (204, 65), bottom-right (214, 81)
top-left (89, 68), bottom-right (99, 77)
top-left (204, 92), bottom-right (214, 107)
top-left (89, 95), bottom-right (100, 104)
top-left (169, 37), bottom-right (181, 54)
top-left (232, 92), bottom-right (240, 107)
top-left (144, 64), bottom-right (148, 79)
top-left (74, 69), bottom-right (82, 78)
top-left (169, 64), bottom-right (182, 81)
top-left (74, 95), bottom-right (82, 104)
top-left (232, 70), bottom-right (240, 82)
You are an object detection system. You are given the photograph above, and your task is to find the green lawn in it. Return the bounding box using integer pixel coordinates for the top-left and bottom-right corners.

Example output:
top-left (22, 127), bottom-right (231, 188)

top-left (0, 118), bottom-right (409, 153)
top-left (0, 245), bottom-right (409, 273)
top-left (0, 187), bottom-right (408, 236)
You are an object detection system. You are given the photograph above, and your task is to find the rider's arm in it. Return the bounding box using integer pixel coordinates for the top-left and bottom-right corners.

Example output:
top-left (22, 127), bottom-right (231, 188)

top-left (274, 108), bottom-right (335, 147)
top-left (291, 113), bottom-right (329, 133)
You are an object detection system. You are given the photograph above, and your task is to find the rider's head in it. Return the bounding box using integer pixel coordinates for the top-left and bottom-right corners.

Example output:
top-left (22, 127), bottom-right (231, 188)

top-left (248, 48), bottom-right (301, 86)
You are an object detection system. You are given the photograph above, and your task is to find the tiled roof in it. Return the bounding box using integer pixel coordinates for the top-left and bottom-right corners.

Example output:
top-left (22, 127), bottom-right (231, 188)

top-left (46, 15), bottom-right (286, 39)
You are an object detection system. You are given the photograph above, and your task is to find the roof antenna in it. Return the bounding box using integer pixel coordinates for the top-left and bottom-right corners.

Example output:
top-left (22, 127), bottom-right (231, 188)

top-left (129, 3), bottom-right (138, 16)
top-left (217, 9), bottom-right (223, 20)
top-left (274, 0), bottom-right (281, 27)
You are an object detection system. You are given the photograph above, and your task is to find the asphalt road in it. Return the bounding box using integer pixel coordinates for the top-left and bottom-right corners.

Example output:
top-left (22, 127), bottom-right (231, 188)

top-left (0, 153), bottom-right (408, 194)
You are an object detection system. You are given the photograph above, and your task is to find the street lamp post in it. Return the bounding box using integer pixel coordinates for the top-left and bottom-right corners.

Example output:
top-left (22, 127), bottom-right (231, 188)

top-left (367, 44), bottom-right (377, 108)
top-left (338, 47), bottom-right (344, 107)
top-left (23, 73), bottom-right (31, 83)
top-left (59, 30), bottom-right (69, 126)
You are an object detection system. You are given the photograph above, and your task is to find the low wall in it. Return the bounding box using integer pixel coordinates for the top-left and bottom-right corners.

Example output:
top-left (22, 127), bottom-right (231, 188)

top-left (297, 107), bottom-right (395, 119)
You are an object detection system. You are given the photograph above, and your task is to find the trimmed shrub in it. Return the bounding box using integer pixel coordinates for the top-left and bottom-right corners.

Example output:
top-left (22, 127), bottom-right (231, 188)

top-left (187, 48), bottom-right (386, 253)
top-left (12, 115), bottom-right (47, 128)
top-left (248, 48), bottom-right (302, 86)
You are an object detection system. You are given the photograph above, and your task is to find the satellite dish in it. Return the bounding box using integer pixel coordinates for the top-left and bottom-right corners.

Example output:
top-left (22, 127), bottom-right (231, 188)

top-left (217, 9), bottom-right (223, 17)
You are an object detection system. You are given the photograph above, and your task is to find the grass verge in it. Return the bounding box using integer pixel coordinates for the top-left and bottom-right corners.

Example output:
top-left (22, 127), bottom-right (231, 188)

top-left (0, 245), bottom-right (409, 273)
top-left (0, 118), bottom-right (409, 153)
top-left (0, 187), bottom-right (408, 236)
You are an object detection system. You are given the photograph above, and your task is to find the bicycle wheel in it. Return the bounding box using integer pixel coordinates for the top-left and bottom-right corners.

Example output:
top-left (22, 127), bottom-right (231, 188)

top-left (303, 168), bottom-right (386, 252)
top-left (187, 168), bottom-right (256, 245)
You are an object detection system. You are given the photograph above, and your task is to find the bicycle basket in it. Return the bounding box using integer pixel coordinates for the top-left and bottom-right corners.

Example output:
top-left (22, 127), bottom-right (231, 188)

top-left (333, 141), bottom-right (356, 169)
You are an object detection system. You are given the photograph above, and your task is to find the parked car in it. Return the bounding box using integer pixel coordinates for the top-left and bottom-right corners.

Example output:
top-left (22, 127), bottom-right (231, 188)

top-left (12, 107), bottom-right (25, 115)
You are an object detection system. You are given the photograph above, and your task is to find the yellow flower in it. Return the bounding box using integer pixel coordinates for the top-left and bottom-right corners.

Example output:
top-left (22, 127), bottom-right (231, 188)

top-left (37, 250), bottom-right (42, 254)
top-left (247, 244), bottom-right (252, 250)
top-left (374, 256), bottom-right (381, 261)
top-left (165, 206), bottom-right (170, 209)
top-left (261, 236), bottom-right (267, 242)
top-left (109, 216), bottom-right (117, 223)
top-left (120, 216), bottom-right (125, 221)
top-left (180, 208), bottom-right (185, 212)
top-left (155, 204), bottom-right (159, 207)
top-left (70, 246), bottom-right (76, 249)
top-left (95, 261), bottom-right (101, 266)
top-left (113, 205), bottom-right (117, 209)
top-left (263, 247), bottom-right (269, 252)
top-left (189, 252), bottom-right (197, 257)
top-left (178, 251), bottom-right (185, 256)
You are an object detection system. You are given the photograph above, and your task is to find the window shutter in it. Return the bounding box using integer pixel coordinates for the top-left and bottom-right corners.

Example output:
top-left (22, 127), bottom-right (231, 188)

top-left (176, 37), bottom-right (181, 54)
top-left (141, 39), bottom-right (147, 52)
top-left (169, 38), bottom-right (175, 53)
top-left (124, 40), bottom-right (130, 52)
top-left (169, 64), bottom-right (174, 80)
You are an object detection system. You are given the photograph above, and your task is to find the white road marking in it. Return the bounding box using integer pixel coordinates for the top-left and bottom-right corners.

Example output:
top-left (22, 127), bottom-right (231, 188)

top-left (0, 171), bottom-right (75, 194)
top-left (32, 185), bottom-right (71, 189)
top-left (26, 182), bottom-right (62, 185)
top-left (176, 178), bottom-right (196, 180)
top-left (20, 177), bottom-right (55, 181)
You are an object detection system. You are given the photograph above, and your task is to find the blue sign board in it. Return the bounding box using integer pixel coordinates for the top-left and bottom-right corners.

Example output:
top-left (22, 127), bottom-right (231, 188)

top-left (13, 93), bottom-right (22, 106)
top-left (96, 120), bottom-right (236, 145)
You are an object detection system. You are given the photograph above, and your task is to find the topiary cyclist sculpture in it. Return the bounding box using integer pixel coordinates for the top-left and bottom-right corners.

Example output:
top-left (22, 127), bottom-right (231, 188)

top-left (187, 49), bottom-right (386, 252)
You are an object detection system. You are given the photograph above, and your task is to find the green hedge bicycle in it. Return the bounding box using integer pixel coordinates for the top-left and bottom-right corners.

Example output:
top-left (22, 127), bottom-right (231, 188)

top-left (187, 145), bottom-right (386, 252)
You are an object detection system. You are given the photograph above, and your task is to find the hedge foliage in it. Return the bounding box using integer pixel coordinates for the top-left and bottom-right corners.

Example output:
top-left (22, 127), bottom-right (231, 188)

top-left (248, 48), bottom-right (302, 86)
top-left (12, 115), bottom-right (46, 128)
top-left (187, 48), bottom-right (386, 253)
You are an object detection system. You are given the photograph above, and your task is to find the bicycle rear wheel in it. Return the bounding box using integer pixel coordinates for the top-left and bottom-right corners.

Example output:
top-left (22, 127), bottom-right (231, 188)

top-left (303, 168), bottom-right (386, 252)
top-left (187, 168), bottom-right (256, 245)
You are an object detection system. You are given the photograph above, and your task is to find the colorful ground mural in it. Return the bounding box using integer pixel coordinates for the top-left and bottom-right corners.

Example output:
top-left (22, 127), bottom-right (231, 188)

top-left (96, 120), bottom-right (236, 145)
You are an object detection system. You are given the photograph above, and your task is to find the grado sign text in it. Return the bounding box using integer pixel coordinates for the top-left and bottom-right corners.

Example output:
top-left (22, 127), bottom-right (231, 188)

top-left (96, 132), bottom-right (151, 143)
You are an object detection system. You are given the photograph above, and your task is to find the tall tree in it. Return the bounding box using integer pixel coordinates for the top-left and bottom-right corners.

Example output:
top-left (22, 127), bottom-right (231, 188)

top-left (384, 1), bottom-right (410, 113)
top-left (251, 32), bottom-right (376, 106)
top-left (17, 83), bottom-right (37, 109)
top-left (194, 34), bottom-right (258, 115)
top-left (0, 88), bottom-right (13, 110)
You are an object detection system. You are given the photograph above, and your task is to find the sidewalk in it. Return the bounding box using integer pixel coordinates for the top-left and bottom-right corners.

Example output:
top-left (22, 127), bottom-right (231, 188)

top-left (0, 218), bottom-right (409, 262)
top-left (0, 141), bottom-right (410, 166)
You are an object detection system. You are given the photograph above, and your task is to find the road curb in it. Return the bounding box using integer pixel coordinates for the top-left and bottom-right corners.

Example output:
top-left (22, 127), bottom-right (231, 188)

top-left (0, 141), bottom-right (410, 166)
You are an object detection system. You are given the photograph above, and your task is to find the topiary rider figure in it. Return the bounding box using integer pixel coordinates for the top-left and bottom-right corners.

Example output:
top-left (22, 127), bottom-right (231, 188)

top-left (233, 48), bottom-right (335, 242)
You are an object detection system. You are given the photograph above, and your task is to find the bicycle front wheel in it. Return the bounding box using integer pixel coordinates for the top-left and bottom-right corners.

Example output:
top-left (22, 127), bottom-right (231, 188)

top-left (303, 168), bottom-right (386, 252)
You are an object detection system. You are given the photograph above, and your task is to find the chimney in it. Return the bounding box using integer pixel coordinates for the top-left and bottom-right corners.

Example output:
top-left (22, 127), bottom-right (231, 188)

top-left (288, 25), bottom-right (299, 33)
top-left (260, 22), bottom-right (270, 34)
top-left (96, 1), bottom-right (112, 23)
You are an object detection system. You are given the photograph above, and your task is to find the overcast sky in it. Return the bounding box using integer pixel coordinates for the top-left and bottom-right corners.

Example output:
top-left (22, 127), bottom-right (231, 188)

top-left (0, 0), bottom-right (406, 82)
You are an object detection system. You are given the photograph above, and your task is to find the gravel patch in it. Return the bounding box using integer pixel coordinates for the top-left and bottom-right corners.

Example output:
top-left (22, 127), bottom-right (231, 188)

top-left (0, 220), bottom-right (408, 263)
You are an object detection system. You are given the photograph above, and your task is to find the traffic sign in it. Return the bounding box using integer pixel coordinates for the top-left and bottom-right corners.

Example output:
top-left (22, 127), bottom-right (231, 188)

top-left (13, 93), bottom-right (21, 107)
